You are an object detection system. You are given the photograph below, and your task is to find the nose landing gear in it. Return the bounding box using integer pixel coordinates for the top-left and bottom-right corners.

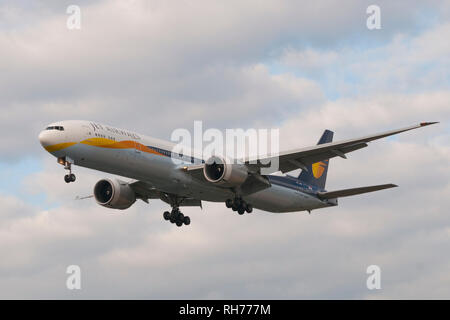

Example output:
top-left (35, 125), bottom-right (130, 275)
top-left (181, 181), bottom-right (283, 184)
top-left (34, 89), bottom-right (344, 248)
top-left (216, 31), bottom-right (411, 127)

top-left (59, 157), bottom-right (76, 183)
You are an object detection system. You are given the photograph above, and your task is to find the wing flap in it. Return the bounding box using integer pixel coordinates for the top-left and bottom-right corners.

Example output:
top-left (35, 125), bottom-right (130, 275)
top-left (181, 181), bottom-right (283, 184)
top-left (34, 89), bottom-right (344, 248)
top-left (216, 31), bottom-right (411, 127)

top-left (317, 183), bottom-right (398, 199)
top-left (130, 180), bottom-right (202, 207)
top-left (129, 180), bottom-right (161, 200)
top-left (282, 142), bottom-right (368, 173)
top-left (159, 192), bottom-right (202, 207)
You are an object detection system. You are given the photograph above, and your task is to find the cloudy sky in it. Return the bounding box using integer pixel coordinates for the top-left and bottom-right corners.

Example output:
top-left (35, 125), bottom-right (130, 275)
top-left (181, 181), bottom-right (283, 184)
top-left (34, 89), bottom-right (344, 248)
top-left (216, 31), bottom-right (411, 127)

top-left (0, 0), bottom-right (449, 299)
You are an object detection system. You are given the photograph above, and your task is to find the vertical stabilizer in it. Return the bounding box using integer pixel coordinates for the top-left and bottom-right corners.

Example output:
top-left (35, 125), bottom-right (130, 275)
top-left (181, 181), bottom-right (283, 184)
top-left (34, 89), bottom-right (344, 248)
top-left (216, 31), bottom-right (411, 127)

top-left (298, 130), bottom-right (333, 189)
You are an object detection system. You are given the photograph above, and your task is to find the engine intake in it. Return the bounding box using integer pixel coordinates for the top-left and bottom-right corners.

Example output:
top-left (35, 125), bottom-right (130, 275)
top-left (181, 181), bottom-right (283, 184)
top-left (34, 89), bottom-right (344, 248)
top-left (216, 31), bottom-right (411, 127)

top-left (203, 156), bottom-right (248, 186)
top-left (94, 178), bottom-right (136, 210)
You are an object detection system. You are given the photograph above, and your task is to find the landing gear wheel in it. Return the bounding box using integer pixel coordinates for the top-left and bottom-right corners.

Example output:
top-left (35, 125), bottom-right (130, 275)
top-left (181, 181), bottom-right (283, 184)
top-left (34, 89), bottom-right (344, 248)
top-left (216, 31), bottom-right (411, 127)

top-left (228, 197), bottom-right (253, 215)
top-left (163, 211), bottom-right (170, 221)
top-left (170, 208), bottom-right (180, 224)
top-left (70, 174), bottom-right (76, 182)
top-left (64, 175), bottom-right (71, 183)
top-left (164, 200), bottom-right (193, 227)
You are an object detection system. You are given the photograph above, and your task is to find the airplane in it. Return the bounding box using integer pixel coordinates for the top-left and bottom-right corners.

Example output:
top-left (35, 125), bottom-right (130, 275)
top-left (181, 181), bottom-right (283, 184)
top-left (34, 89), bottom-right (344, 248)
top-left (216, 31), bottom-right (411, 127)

top-left (38, 120), bottom-right (437, 227)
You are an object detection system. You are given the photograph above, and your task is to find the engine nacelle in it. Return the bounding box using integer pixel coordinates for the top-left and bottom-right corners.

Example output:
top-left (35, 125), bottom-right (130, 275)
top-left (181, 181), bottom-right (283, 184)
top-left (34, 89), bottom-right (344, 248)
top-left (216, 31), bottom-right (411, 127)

top-left (203, 156), bottom-right (248, 186)
top-left (93, 178), bottom-right (136, 210)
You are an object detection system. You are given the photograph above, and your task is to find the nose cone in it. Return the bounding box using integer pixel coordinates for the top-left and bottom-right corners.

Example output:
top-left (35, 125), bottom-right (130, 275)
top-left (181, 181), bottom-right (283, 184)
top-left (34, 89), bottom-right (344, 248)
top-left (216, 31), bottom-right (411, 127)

top-left (39, 129), bottom-right (60, 153)
top-left (39, 124), bottom-right (70, 154)
top-left (38, 130), bottom-right (52, 148)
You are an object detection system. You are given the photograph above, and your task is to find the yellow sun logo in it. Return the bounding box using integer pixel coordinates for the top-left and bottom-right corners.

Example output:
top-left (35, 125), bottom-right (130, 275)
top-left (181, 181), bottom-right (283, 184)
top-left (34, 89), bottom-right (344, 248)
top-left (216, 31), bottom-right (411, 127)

top-left (312, 161), bottom-right (328, 179)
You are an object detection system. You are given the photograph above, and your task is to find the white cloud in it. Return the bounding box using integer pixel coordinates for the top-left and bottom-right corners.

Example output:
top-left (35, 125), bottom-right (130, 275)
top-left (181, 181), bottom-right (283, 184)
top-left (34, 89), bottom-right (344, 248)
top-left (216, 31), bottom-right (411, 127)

top-left (281, 48), bottom-right (339, 72)
top-left (278, 21), bottom-right (450, 96)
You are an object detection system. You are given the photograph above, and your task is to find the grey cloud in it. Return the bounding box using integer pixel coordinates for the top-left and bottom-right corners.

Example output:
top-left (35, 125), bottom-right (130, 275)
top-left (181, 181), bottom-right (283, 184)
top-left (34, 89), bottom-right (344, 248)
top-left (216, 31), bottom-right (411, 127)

top-left (0, 0), bottom-right (449, 299)
top-left (1, 0), bottom-right (449, 160)
top-left (1, 174), bottom-right (449, 299)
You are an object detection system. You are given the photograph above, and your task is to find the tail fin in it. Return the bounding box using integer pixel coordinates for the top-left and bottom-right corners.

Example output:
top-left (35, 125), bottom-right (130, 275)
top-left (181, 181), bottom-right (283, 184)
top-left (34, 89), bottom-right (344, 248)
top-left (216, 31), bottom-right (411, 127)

top-left (298, 130), bottom-right (333, 189)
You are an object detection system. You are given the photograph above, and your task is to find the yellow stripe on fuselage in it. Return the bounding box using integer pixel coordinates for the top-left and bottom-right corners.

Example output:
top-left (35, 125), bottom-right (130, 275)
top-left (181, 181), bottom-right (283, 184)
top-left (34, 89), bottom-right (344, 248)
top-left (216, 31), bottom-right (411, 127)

top-left (44, 142), bottom-right (77, 152)
top-left (44, 138), bottom-right (165, 157)
top-left (80, 138), bottom-right (138, 149)
top-left (80, 137), bottom-right (117, 147)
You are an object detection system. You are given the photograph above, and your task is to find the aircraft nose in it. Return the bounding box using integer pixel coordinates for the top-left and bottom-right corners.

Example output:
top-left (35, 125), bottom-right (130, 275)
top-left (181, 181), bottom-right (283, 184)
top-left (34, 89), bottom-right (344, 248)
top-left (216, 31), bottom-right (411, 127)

top-left (38, 130), bottom-right (52, 147)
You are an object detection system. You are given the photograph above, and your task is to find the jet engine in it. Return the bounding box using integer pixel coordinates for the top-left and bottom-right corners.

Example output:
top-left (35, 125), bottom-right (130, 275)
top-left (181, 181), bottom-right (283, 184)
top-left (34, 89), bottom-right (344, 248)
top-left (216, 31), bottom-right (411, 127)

top-left (203, 156), bottom-right (248, 186)
top-left (93, 178), bottom-right (136, 210)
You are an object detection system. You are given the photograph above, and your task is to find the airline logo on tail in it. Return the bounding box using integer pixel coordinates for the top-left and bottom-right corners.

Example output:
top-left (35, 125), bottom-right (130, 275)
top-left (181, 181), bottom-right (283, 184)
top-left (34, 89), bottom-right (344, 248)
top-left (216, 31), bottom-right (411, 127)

top-left (312, 160), bottom-right (328, 178)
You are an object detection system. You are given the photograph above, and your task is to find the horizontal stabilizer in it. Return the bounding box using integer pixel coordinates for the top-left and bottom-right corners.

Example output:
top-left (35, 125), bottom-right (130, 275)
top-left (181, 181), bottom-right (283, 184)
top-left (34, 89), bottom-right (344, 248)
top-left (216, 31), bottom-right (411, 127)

top-left (317, 183), bottom-right (397, 199)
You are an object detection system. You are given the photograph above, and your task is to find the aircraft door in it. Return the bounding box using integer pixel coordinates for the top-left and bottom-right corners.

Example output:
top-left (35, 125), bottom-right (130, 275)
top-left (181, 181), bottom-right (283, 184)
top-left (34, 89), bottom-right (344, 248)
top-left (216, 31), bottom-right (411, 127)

top-left (132, 139), bottom-right (144, 167)
top-left (134, 140), bottom-right (142, 155)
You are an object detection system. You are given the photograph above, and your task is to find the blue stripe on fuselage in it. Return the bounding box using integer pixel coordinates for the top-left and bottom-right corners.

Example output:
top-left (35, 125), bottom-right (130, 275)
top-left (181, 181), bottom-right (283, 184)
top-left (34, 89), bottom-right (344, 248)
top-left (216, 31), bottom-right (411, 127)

top-left (267, 175), bottom-right (324, 196)
top-left (145, 145), bottom-right (204, 164)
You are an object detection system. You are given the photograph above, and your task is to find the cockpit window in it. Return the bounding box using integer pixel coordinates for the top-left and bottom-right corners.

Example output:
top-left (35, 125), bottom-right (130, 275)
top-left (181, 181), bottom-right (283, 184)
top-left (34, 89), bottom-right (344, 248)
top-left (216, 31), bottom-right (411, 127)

top-left (46, 126), bottom-right (64, 131)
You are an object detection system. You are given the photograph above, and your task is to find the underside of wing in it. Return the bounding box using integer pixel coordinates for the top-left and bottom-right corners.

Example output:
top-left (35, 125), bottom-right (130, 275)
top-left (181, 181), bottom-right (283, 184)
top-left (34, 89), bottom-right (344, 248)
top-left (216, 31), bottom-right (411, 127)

top-left (129, 180), bottom-right (161, 201)
top-left (180, 164), bottom-right (208, 183)
top-left (180, 164), bottom-right (271, 196)
top-left (129, 180), bottom-right (202, 207)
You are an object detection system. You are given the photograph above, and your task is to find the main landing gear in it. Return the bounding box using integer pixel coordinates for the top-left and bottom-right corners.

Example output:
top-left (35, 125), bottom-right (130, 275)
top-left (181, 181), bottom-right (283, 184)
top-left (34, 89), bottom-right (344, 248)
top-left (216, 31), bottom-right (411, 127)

top-left (163, 207), bottom-right (191, 227)
top-left (225, 198), bottom-right (253, 215)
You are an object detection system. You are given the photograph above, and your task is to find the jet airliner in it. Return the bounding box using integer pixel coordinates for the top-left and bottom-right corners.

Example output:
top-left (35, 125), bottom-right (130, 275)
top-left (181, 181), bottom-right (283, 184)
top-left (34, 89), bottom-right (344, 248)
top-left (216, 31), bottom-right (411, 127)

top-left (38, 120), bottom-right (437, 227)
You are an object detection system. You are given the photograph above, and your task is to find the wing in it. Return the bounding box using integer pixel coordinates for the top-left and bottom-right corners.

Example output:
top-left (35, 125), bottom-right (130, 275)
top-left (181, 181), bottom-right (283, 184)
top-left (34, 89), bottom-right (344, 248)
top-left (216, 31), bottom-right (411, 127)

top-left (129, 180), bottom-right (202, 207)
top-left (245, 122), bottom-right (438, 174)
top-left (180, 165), bottom-right (272, 196)
top-left (317, 183), bottom-right (397, 199)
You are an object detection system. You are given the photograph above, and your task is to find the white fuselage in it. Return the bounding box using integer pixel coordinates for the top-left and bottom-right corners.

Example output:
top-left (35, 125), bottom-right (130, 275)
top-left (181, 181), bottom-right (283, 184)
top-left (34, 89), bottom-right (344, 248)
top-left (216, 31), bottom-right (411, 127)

top-left (38, 120), bottom-right (333, 213)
